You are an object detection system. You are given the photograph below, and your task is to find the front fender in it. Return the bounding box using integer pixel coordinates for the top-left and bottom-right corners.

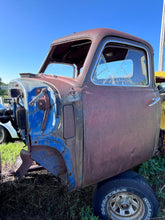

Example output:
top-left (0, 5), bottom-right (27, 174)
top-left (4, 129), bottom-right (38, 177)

top-left (30, 136), bottom-right (76, 191)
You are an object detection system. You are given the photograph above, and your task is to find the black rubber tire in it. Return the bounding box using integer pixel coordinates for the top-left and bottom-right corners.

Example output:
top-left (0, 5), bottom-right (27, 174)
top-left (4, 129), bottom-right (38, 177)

top-left (92, 171), bottom-right (159, 220)
top-left (0, 125), bottom-right (8, 144)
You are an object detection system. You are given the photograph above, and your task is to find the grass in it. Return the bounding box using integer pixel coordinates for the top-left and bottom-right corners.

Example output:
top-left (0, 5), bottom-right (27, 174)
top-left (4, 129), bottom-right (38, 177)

top-left (0, 142), bottom-right (99, 219)
top-left (0, 172), bottom-right (98, 220)
top-left (138, 156), bottom-right (165, 216)
top-left (0, 141), bottom-right (25, 165)
top-left (0, 142), bottom-right (165, 219)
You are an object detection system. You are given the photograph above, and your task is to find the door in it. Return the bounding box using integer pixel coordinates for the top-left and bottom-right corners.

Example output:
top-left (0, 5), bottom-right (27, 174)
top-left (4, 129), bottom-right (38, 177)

top-left (82, 40), bottom-right (161, 186)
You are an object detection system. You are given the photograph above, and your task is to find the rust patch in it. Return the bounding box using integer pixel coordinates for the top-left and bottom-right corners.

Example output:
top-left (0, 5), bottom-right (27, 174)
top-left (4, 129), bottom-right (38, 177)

top-left (16, 149), bottom-right (33, 178)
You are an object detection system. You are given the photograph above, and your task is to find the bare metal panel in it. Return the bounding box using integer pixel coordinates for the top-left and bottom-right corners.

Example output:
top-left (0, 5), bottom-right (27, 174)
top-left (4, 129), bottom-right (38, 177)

top-left (63, 105), bottom-right (75, 139)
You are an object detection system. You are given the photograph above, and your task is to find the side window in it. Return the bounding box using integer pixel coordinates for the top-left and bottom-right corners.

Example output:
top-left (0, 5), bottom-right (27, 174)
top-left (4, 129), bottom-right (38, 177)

top-left (92, 44), bottom-right (149, 86)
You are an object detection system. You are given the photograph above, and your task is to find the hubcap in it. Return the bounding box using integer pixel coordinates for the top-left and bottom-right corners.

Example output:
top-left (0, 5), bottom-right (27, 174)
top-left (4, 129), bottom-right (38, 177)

top-left (107, 192), bottom-right (145, 219)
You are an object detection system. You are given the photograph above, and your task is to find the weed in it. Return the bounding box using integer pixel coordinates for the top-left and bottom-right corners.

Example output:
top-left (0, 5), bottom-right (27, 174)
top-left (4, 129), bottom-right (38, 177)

top-left (0, 142), bottom-right (165, 219)
top-left (0, 173), bottom-right (97, 219)
top-left (138, 156), bottom-right (165, 216)
top-left (80, 206), bottom-right (99, 220)
top-left (0, 142), bottom-right (25, 165)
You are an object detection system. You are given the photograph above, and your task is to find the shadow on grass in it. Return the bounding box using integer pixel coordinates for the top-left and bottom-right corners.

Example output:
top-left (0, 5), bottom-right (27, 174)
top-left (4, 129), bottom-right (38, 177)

top-left (0, 171), bottom-right (98, 220)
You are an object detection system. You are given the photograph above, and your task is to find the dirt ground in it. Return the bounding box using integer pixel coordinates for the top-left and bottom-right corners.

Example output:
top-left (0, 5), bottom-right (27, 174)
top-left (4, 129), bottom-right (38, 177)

top-left (0, 164), bottom-right (165, 220)
top-left (0, 168), bottom-right (96, 220)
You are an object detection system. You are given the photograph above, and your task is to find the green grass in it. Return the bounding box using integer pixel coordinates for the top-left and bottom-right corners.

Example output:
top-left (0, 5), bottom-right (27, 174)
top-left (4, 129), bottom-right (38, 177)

top-left (80, 206), bottom-right (99, 220)
top-left (0, 142), bottom-right (165, 218)
top-left (138, 156), bottom-right (165, 216)
top-left (0, 141), bottom-right (25, 165)
top-left (0, 142), bottom-right (99, 219)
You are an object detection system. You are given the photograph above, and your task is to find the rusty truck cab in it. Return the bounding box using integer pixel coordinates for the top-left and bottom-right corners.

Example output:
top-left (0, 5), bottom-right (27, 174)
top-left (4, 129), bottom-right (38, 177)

top-left (5, 28), bottom-right (161, 190)
top-left (0, 28), bottom-right (161, 219)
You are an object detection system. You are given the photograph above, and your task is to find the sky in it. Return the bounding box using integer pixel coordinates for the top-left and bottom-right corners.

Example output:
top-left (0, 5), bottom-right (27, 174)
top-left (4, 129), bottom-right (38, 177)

top-left (0, 0), bottom-right (164, 84)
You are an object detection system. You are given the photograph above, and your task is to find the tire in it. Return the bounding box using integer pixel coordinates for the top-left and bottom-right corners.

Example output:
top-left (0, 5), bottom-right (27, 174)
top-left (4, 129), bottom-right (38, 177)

top-left (92, 171), bottom-right (158, 220)
top-left (0, 125), bottom-right (8, 143)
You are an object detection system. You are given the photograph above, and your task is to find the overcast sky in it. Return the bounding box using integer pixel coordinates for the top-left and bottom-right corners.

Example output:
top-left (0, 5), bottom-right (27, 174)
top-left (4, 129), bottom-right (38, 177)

top-left (0, 0), bottom-right (164, 83)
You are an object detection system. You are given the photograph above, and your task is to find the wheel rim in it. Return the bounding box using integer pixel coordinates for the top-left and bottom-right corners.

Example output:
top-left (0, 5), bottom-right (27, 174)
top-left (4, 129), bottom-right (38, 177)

top-left (107, 191), bottom-right (145, 220)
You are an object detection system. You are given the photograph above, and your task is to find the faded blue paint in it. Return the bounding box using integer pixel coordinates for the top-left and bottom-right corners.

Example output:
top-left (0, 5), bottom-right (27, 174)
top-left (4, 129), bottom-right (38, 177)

top-left (27, 87), bottom-right (44, 133)
top-left (27, 87), bottom-right (58, 136)
top-left (32, 148), bottom-right (62, 176)
top-left (26, 86), bottom-right (76, 190)
top-left (31, 135), bottom-right (76, 191)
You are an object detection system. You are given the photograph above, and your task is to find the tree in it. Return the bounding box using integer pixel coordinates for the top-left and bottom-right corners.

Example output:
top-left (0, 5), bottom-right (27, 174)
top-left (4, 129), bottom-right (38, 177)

top-left (0, 78), bottom-right (8, 97)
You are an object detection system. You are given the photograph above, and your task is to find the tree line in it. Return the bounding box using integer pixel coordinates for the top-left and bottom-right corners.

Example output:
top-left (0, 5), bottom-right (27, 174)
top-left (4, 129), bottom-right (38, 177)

top-left (0, 77), bottom-right (8, 97)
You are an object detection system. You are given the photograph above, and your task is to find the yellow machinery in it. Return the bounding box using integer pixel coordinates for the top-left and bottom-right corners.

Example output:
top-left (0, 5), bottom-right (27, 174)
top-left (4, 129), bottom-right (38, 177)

top-left (155, 71), bottom-right (165, 130)
top-left (155, 71), bottom-right (165, 81)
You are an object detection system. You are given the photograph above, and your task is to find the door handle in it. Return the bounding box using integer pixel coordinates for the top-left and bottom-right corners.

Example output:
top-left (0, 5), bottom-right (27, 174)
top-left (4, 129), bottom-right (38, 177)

top-left (148, 97), bottom-right (160, 107)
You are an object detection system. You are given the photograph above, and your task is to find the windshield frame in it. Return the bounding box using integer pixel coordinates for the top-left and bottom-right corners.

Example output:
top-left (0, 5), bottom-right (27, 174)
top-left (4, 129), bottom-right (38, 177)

top-left (38, 39), bottom-right (92, 80)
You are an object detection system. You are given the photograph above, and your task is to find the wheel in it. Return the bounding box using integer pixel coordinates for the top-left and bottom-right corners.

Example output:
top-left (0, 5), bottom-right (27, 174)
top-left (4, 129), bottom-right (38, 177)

top-left (92, 171), bottom-right (158, 220)
top-left (0, 125), bottom-right (8, 143)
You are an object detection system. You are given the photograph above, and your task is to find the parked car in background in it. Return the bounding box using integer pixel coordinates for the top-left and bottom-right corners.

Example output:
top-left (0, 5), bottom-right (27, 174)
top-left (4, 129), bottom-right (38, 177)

top-left (0, 97), bottom-right (4, 105)
top-left (0, 103), bottom-right (18, 143)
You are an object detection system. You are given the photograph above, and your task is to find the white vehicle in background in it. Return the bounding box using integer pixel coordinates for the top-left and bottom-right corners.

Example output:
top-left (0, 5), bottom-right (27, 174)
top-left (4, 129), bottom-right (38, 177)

top-left (0, 97), bottom-right (3, 105)
top-left (0, 103), bottom-right (18, 143)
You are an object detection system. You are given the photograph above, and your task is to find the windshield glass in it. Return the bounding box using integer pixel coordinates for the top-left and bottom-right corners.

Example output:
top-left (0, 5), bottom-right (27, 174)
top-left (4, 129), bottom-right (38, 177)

top-left (41, 39), bottom-right (91, 78)
top-left (44, 63), bottom-right (75, 78)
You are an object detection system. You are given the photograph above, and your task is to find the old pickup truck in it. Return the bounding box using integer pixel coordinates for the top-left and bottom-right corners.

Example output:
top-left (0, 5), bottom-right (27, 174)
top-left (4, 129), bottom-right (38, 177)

top-left (0, 28), bottom-right (164, 219)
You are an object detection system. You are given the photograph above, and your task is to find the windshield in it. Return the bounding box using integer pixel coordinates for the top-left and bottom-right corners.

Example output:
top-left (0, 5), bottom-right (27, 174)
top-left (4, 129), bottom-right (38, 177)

top-left (44, 63), bottom-right (76, 78)
top-left (40, 39), bottom-right (91, 78)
